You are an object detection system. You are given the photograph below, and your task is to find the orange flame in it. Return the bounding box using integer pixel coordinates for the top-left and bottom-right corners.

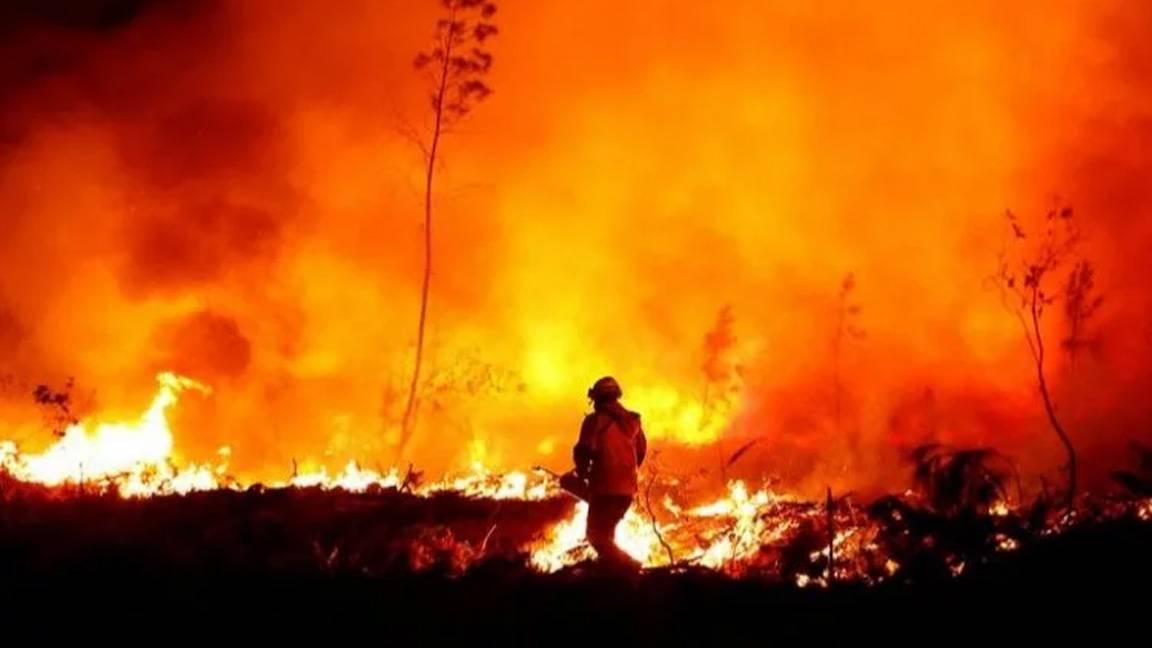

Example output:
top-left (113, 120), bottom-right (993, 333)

top-left (530, 481), bottom-right (811, 573)
top-left (0, 372), bottom-right (221, 496)
top-left (1, 372), bottom-right (560, 501)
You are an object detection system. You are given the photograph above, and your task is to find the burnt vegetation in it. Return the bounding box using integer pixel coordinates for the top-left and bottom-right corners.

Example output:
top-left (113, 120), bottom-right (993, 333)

top-left (0, 460), bottom-right (1148, 640)
top-left (3, 350), bottom-right (1151, 638)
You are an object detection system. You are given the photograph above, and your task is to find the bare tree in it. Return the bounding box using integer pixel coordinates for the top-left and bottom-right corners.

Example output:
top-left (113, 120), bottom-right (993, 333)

top-left (996, 206), bottom-right (1089, 510)
top-left (400, 0), bottom-right (498, 455)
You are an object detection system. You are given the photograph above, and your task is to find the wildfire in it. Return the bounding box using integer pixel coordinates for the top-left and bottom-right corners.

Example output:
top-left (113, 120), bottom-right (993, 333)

top-left (1, 375), bottom-right (839, 576)
top-left (282, 462), bottom-right (402, 492)
top-left (530, 480), bottom-right (832, 575)
top-left (996, 535), bottom-right (1021, 552)
top-left (0, 372), bottom-right (221, 496)
top-left (530, 501), bottom-right (664, 572)
top-left (0, 373), bottom-right (875, 580)
top-left (429, 465), bottom-right (553, 500)
top-left (0, 372), bottom-right (558, 501)
top-left (3, 371), bottom-right (1148, 587)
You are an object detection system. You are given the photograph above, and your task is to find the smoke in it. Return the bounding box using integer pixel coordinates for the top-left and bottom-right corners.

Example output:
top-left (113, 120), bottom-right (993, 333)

top-left (0, 0), bottom-right (1150, 493)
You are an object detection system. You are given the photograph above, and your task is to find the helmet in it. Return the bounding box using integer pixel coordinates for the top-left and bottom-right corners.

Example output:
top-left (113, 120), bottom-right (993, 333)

top-left (587, 376), bottom-right (623, 402)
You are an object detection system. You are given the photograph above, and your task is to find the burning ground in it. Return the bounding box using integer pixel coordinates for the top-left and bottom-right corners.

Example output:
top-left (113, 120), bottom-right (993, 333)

top-left (2, 433), bottom-right (1151, 641)
top-left (0, 371), bottom-right (1150, 641)
top-left (2, 372), bottom-right (1151, 584)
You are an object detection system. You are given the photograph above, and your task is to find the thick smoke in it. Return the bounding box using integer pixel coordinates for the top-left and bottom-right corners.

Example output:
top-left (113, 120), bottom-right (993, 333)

top-left (0, 0), bottom-right (1150, 494)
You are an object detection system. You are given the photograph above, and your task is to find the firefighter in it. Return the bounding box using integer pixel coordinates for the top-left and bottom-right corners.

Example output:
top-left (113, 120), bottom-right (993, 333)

top-left (573, 376), bottom-right (647, 569)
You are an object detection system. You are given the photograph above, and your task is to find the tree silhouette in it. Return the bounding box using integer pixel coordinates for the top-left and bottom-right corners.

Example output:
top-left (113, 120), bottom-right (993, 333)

top-left (400, 0), bottom-right (498, 455)
top-left (996, 206), bottom-right (1090, 510)
top-left (33, 378), bottom-right (79, 438)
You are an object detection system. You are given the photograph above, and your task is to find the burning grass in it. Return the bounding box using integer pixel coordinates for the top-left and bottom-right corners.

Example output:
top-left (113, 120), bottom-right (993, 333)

top-left (1, 371), bottom-right (1150, 591)
top-left (0, 474), bottom-right (572, 579)
top-left (1, 473), bottom-right (1150, 645)
top-left (2, 465), bottom-right (1149, 588)
top-left (2, 437), bottom-right (1151, 642)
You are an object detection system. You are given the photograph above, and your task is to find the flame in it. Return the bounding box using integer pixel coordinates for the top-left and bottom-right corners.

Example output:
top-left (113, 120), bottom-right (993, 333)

top-left (530, 480), bottom-right (808, 573)
top-left (0, 372), bottom-right (559, 500)
top-left (0, 2), bottom-right (1148, 588)
top-left (0, 372), bottom-right (218, 496)
top-left (529, 500), bottom-right (663, 572)
top-left (996, 534), bottom-right (1021, 552)
top-left (1, 371), bottom-right (1147, 586)
top-left (1, 0), bottom-right (1149, 495)
top-left (271, 461), bottom-right (554, 499)
top-left (433, 466), bottom-right (552, 500)
top-left (283, 462), bottom-right (401, 492)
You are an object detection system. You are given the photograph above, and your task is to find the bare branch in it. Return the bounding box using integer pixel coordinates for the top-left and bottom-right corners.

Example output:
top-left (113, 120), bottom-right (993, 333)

top-left (642, 467), bottom-right (676, 566)
top-left (992, 205), bottom-right (1089, 511)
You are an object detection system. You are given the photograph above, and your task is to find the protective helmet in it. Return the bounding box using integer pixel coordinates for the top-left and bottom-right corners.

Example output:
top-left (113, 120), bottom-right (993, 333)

top-left (587, 376), bottom-right (623, 402)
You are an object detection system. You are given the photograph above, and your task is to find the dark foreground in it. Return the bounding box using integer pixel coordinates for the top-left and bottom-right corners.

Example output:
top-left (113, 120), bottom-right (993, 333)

top-left (0, 486), bottom-right (1148, 644)
top-left (3, 531), bottom-right (1148, 645)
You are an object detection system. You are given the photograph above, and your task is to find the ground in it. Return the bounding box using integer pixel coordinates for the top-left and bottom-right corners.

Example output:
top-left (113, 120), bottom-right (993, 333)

top-left (0, 484), bottom-right (1147, 643)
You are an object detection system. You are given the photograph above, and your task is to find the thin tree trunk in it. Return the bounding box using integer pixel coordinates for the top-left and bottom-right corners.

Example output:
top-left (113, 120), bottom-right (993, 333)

top-left (644, 470), bottom-right (675, 566)
top-left (1030, 288), bottom-right (1077, 510)
top-left (399, 35), bottom-right (454, 456)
